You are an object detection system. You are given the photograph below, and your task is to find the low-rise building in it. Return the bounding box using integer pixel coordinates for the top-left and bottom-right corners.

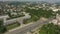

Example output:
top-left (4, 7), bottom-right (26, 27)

top-left (51, 14), bottom-right (60, 25)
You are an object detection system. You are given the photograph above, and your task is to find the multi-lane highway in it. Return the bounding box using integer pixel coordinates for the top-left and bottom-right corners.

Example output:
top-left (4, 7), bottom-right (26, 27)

top-left (5, 18), bottom-right (53, 34)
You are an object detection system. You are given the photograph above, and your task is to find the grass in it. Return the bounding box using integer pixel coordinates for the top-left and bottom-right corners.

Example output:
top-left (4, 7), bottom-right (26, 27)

top-left (23, 15), bottom-right (39, 24)
top-left (6, 23), bottom-right (20, 30)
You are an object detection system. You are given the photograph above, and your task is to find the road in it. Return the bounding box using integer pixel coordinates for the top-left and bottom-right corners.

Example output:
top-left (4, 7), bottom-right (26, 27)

top-left (4, 17), bottom-right (23, 25)
top-left (4, 13), bottom-right (31, 25)
top-left (5, 18), bottom-right (53, 34)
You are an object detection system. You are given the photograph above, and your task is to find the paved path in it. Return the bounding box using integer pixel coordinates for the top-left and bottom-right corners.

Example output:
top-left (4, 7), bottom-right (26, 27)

top-left (4, 18), bottom-right (53, 34)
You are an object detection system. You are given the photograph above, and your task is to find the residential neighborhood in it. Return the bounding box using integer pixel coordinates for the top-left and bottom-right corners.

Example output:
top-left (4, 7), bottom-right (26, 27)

top-left (0, 0), bottom-right (60, 34)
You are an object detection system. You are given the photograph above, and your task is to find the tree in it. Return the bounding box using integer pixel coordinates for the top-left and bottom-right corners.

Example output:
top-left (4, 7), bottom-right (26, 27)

top-left (7, 11), bottom-right (12, 17)
top-left (39, 23), bottom-right (59, 34)
top-left (0, 20), bottom-right (7, 34)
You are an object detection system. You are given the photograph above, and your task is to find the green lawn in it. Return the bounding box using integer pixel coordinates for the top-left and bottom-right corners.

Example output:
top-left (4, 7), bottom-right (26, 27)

top-left (6, 23), bottom-right (20, 30)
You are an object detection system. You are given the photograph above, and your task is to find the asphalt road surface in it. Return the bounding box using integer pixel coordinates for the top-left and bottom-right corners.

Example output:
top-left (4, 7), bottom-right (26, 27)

top-left (5, 18), bottom-right (53, 34)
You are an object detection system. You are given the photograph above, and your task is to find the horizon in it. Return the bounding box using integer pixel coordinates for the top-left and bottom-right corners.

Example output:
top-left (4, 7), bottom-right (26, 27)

top-left (0, 0), bottom-right (60, 3)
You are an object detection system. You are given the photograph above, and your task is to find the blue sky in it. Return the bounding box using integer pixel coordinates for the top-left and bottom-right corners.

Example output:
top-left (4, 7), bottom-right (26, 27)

top-left (1, 0), bottom-right (60, 3)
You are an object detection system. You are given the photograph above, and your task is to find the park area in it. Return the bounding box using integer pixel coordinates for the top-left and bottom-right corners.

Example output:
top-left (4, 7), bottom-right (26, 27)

top-left (23, 8), bottom-right (55, 24)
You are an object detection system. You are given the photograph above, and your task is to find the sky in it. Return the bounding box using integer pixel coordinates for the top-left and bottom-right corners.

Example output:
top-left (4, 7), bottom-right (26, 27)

top-left (0, 0), bottom-right (60, 3)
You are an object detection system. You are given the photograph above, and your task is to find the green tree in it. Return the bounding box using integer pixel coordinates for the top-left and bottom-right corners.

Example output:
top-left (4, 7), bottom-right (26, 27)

top-left (7, 11), bottom-right (12, 18)
top-left (0, 20), bottom-right (7, 34)
top-left (39, 23), bottom-right (58, 34)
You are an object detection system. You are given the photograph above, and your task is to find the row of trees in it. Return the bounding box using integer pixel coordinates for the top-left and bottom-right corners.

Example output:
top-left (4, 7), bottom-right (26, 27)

top-left (7, 11), bottom-right (24, 19)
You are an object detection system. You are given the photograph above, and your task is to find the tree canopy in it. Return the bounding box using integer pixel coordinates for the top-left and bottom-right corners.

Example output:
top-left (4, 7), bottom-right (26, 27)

top-left (39, 23), bottom-right (60, 34)
top-left (0, 20), bottom-right (7, 34)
